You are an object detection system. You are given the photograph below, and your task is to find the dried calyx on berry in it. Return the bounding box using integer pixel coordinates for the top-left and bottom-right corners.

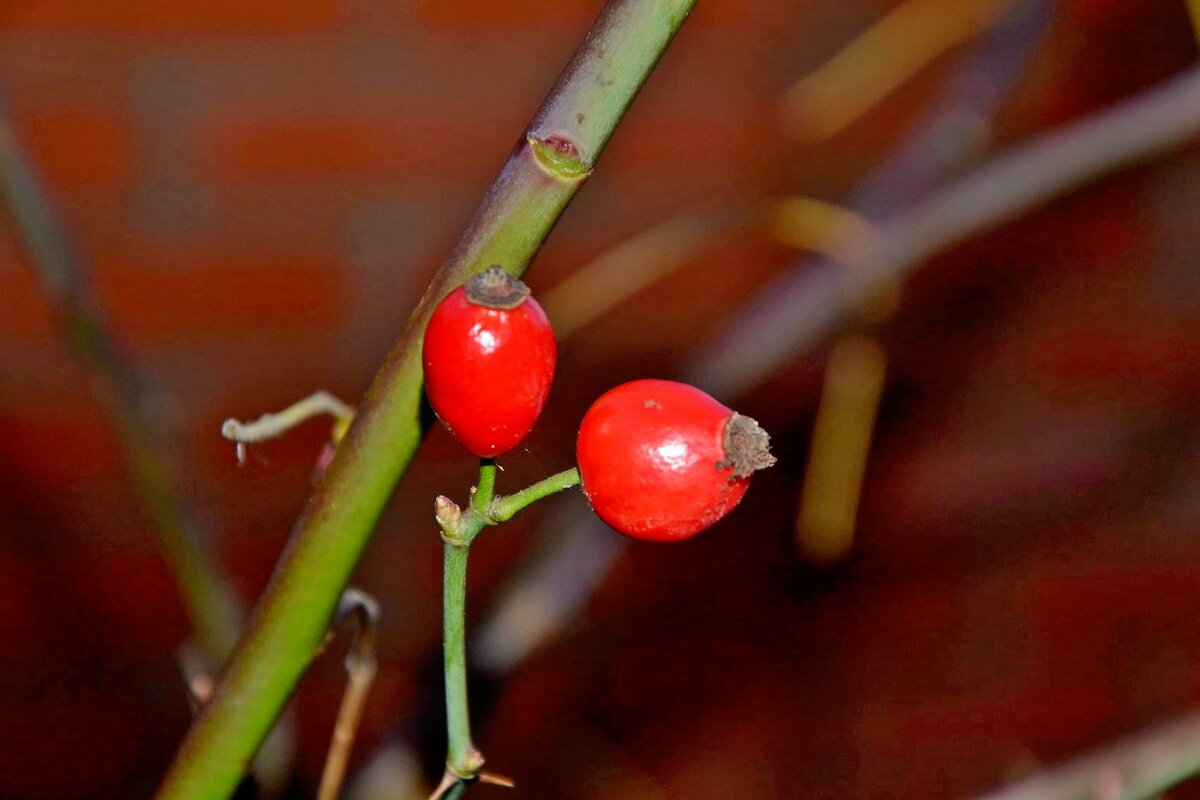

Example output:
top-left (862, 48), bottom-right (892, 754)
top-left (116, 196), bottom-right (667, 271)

top-left (465, 266), bottom-right (531, 310)
top-left (718, 413), bottom-right (776, 479)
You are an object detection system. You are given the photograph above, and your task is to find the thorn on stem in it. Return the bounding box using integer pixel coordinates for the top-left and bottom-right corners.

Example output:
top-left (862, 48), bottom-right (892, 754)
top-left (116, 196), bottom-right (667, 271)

top-left (177, 643), bottom-right (216, 711)
top-left (479, 771), bottom-right (516, 788)
top-left (188, 673), bottom-right (215, 706)
top-left (426, 767), bottom-right (514, 800)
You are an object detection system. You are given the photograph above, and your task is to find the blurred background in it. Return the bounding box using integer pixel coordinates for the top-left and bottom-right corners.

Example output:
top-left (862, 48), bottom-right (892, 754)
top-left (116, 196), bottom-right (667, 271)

top-left (2, 0), bottom-right (1200, 797)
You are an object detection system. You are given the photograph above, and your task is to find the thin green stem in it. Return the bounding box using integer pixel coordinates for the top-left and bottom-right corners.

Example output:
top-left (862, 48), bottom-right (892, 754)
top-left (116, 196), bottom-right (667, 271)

top-left (157, 3), bottom-right (694, 796)
top-left (472, 460), bottom-right (497, 514)
top-left (442, 542), bottom-right (481, 778)
top-left (440, 462), bottom-right (495, 778)
top-left (434, 464), bottom-right (577, 793)
top-left (491, 468), bottom-right (581, 523)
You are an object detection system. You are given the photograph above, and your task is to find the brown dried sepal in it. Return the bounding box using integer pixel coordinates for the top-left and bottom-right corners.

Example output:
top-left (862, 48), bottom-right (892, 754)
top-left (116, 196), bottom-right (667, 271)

top-left (718, 413), bottom-right (777, 480)
top-left (465, 266), bottom-right (531, 310)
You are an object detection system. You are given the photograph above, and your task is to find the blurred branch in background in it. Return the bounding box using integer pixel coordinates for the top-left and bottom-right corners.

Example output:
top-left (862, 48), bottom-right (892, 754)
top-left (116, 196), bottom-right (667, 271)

top-left (540, 205), bottom-right (748, 340)
top-left (317, 589), bottom-right (381, 800)
top-left (689, 63), bottom-right (1200, 397)
top-left (471, 498), bottom-right (625, 678)
top-left (847, 0), bottom-right (1053, 215)
top-left (787, 0), bottom-right (1050, 563)
top-left (779, 0), bottom-right (1012, 144)
top-left (0, 98), bottom-right (298, 794)
top-left (1187, 0), bottom-right (1200, 46)
top-left (0, 102), bottom-right (244, 671)
top-left (973, 712), bottom-right (1200, 800)
top-left (690, 0), bottom-right (1051, 394)
top-left (795, 334), bottom-right (888, 564)
top-left (766, 196), bottom-right (874, 262)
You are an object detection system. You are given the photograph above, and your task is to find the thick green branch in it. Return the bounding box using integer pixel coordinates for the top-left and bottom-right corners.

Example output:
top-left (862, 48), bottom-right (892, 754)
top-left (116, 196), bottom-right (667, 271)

top-left (157, 2), bottom-right (695, 797)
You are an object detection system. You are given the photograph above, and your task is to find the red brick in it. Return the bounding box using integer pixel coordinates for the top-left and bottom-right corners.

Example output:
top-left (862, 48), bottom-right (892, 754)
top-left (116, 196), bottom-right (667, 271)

top-left (0, 551), bottom-right (38, 639)
top-left (686, 0), bottom-right (797, 27)
top-left (0, 400), bottom-right (125, 484)
top-left (1029, 328), bottom-right (1200, 396)
top-left (413, 0), bottom-right (791, 30)
top-left (1022, 566), bottom-right (1200, 743)
top-left (91, 250), bottom-right (348, 341)
top-left (13, 106), bottom-right (135, 193)
top-left (0, 685), bottom-right (145, 798)
top-left (77, 548), bottom-right (190, 650)
top-left (1, 243), bottom-right (347, 342)
top-left (1029, 568), bottom-right (1200, 649)
top-left (603, 108), bottom-right (773, 189)
top-left (0, 0), bottom-right (340, 34)
top-left (203, 113), bottom-right (487, 184)
top-left (412, 0), bottom-right (594, 30)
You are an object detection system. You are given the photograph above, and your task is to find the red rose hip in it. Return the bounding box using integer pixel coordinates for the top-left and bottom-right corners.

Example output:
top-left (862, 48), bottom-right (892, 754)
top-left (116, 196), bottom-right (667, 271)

top-left (423, 266), bottom-right (557, 458)
top-left (576, 379), bottom-right (776, 542)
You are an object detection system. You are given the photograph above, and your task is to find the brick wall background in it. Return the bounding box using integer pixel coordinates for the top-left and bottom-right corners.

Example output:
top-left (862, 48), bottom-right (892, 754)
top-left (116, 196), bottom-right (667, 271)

top-left (2, 0), bottom-right (1200, 797)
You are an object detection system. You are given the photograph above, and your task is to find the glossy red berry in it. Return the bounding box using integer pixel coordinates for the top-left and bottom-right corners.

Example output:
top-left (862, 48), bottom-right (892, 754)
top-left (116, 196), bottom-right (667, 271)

top-left (423, 266), bottom-right (557, 458)
top-left (576, 379), bottom-right (776, 542)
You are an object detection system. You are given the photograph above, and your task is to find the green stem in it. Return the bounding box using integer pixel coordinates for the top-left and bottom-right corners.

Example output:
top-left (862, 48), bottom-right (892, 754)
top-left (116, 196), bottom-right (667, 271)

top-left (437, 463), bottom-right (579, 788)
top-left (473, 460), bottom-right (497, 513)
top-left (157, 3), bottom-right (695, 797)
top-left (1188, 0), bottom-right (1200, 48)
top-left (491, 468), bottom-right (581, 522)
top-left (442, 461), bottom-right (496, 776)
top-left (442, 541), bottom-right (480, 778)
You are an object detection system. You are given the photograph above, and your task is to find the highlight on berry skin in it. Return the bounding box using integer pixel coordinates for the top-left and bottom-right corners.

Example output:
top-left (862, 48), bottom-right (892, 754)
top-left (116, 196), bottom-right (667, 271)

top-left (422, 266), bottom-right (558, 459)
top-left (575, 379), bottom-right (776, 542)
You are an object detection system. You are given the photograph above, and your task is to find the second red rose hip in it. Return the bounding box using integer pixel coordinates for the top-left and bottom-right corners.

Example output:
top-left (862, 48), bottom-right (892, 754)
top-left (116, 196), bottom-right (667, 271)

top-left (576, 379), bottom-right (776, 542)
